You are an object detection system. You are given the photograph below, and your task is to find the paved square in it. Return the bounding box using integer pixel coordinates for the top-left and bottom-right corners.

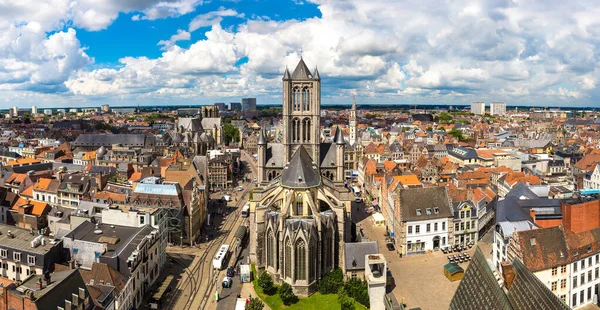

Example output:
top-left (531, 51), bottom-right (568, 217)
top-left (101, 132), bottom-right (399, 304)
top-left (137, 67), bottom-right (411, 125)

top-left (356, 211), bottom-right (494, 310)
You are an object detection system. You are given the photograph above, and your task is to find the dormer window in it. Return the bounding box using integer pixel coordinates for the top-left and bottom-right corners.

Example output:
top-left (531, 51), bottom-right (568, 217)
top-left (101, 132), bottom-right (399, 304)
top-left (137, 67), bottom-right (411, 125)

top-left (426, 208), bottom-right (432, 215)
top-left (434, 207), bottom-right (439, 214)
top-left (416, 209), bottom-right (422, 216)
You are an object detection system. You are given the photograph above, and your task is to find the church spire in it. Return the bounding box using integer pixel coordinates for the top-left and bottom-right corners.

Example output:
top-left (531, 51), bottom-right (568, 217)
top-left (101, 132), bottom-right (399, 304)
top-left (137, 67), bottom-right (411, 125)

top-left (352, 95), bottom-right (356, 110)
top-left (283, 66), bottom-right (291, 80)
top-left (313, 66), bottom-right (320, 80)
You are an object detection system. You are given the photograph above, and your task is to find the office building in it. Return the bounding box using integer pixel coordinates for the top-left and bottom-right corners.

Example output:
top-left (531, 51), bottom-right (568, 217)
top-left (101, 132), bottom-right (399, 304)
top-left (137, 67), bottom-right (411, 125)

top-left (31, 106), bottom-right (37, 115)
top-left (242, 98), bottom-right (257, 111)
top-left (101, 104), bottom-right (110, 112)
top-left (228, 102), bottom-right (242, 111)
top-left (44, 109), bottom-right (52, 116)
top-left (214, 102), bottom-right (226, 111)
top-left (471, 102), bottom-right (485, 115)
top-left (490, 102), bottom-right (507, 116)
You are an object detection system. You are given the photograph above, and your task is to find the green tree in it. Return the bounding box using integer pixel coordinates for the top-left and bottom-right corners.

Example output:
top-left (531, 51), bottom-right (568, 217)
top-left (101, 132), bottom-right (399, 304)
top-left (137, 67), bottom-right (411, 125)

top-left (223, 123), bottom-right (240, 145)
top-left (344, 278), bottom-right (369, 307)
top-left (278, 282), bottom-right (297, 306)
top-left (317, 268), bottom-right (344, 294)
top-left (434, 112), bottom-right (453, 123)
top-left (338, 287), bottom-right (355, 310)
top-left (448, 129), bottom-right (469, 142)
top-left (257, 271), bottom-right (274, 294)
top-left (245, 296), bottom-right (264, 310)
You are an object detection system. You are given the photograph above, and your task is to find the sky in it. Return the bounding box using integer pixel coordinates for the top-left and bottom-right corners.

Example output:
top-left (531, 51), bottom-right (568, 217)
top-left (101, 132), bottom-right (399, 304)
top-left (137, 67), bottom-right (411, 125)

top-left (1, 0), bottom-right (600, 109)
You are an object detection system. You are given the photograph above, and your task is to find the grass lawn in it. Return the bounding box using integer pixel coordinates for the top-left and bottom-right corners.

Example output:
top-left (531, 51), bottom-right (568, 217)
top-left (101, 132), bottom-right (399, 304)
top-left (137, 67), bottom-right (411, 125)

top-left (252, 265), bottom-right (368, 310)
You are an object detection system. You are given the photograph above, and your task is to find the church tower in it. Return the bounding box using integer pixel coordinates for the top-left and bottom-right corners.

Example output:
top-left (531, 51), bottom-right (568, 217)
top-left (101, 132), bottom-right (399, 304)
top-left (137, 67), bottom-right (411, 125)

top-left (349, 95), bottom-right (357, 146)
top-left (282, 58), bottom-right (321, 166)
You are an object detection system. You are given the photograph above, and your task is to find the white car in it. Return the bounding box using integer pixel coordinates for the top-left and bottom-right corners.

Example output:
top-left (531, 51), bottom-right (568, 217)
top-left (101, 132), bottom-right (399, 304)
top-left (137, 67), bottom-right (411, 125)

top-left (237, 186), bottom-right (244, 191)
top-left (222, 276), bottom-right (232, 288)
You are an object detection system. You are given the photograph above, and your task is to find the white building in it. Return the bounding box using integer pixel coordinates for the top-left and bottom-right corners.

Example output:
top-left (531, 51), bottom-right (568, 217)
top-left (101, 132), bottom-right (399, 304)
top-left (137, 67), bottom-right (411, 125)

top-left (396, 187), bottom-right (454, 255)
top-left (471, 102), bottom-right (485, 115)
top-left (101, 104), bottom-right (110, 113)
top-left (31, 106), bottom-right (38, 115)
top-left (490, 102), bottom-right (506, 116)
top-left (583, 165), bottom-right (600, 190)
top-left (44, 109), bottom-right (53, 116)
top-left (493, 220), bottom-right (536, 272)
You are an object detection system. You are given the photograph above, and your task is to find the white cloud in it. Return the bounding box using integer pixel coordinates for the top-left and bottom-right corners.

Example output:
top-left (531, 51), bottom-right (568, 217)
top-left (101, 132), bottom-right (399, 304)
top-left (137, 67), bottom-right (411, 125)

top-left (189, 8), bottom-right (243, 32)
top-left (158, 29), bottom-right (191, 50)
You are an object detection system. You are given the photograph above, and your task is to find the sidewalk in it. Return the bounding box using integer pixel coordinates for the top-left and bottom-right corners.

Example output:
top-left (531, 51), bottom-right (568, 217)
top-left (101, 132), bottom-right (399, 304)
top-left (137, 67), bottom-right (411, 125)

top-left (240, 282), bottom-right (271, 310)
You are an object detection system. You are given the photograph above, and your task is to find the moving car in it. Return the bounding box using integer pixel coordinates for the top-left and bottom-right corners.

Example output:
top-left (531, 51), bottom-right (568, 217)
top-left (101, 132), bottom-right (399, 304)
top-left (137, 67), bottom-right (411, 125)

top-left (227, 267), bottom-right (235, 277)
top-left (222, 276), bottom-right (232, 288)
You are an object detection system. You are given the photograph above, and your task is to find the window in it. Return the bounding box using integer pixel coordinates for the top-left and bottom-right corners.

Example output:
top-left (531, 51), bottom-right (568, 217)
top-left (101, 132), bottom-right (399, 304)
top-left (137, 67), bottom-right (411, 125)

top-left (597, 255), bottom-right (599, 265)
top-left (561, 265), bottom-right (567, 274)
top-left (582, 260), bottom-right (586, 269)
top-left (560, 295), bottom-right (566, 303)
top-left (588, 287), bottom-right (592, 301)
top-left (434, 207), bottom-right (439, 214)
top-left (581, 273), bottom-right (585, 285)
top-left (596, 267), bottom-right (599, 279)
top-left (580, 291), bottom-right (584, 304)
top-left (551, 281), bottom-right (557, 292)
top-left (408, 226), bottom-right (412, 234)
top-left (13, 252), bottom-right (20, 262)
top-left (561, 279), bottom-right (566, 289)
top-left (573, 293), bottom-right (577, 307)
top-left (466, 221), bottom-right (470, 230)
top-left (460, 223), bottom-right (464, 231)
top-left (590, 257), bottom-right (593, 266)
top-left (296, 194), bottom-right (303, 216)
top-left (589, 270), bottom-right (592, 282)
top-left (415, 225), bottom-right (420, 234)
top-left (455, 223), bottom-right (460, 232)
top-left (295, 240), bottom-right (306, 281)
top-left (0, 249), bottom-right (6, 259)
top-left (139, 217), bottom-right (144, 225)
top-left (426, 224), bottom-right (431, 233)
top-left (285, 239), bottom-right (292, 278)
top-left (574, 262), bottom-right (578, 272)
top-left (426, 208), bottom-right (431, 215)
top-left (434, 223), bottom-right (438, 232)
top-left (552, 267), bottom-right (558, 276)
top-left (442, 222), bottom-right (445, 230)
top-left (573, 275), bottom-right (578, 288)
top-left (27, 255), bottom-right (35, 265)
top-left (416, 209), bottom-right (422, 216)
top-left (460, 211), bottom-right (465, 218)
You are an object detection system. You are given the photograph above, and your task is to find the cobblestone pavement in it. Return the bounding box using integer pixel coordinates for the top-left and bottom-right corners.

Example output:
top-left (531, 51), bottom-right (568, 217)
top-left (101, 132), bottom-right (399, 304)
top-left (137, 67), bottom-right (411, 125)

top-left (355, 203), bottom-right (495, 310)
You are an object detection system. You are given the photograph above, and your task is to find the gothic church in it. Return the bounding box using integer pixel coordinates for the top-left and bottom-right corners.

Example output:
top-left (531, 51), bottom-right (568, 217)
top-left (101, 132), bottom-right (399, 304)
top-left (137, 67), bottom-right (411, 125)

top-left (250, 59), bottom-right (353, 296)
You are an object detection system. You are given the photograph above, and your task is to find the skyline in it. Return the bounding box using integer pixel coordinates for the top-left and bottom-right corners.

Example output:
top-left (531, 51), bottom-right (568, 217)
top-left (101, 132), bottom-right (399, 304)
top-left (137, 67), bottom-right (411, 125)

top-left (2, 0), bottom-right (600, 108)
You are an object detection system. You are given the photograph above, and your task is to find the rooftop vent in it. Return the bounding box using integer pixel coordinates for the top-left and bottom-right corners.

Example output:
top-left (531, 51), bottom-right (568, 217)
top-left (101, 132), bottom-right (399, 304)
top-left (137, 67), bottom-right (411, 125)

top-left (93, 224), bottom-right (103, 235)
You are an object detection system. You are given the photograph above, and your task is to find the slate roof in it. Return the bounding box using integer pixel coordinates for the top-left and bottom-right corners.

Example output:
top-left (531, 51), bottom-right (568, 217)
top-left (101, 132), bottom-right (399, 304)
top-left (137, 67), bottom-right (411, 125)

top-left (73, 134), bottom-right (149, 148)
top-left (399, 187), bottom-right (453, 222)
top-left (450, 247), bottom-right (570, 310)
top-left (281, 146), bottom-right (320, 188)
top-left (319, 143), bottom-right (338, 169)
top-left (344, 241), bottom-right (379, 271)
top-left (449, 146), bottom-right (479, 160)
top-left (291, 58), bottom-right (313, 80)
top-left (16, 268), bottom-right (91, 308)
top-left (496, 196), bottom-right (561, 223)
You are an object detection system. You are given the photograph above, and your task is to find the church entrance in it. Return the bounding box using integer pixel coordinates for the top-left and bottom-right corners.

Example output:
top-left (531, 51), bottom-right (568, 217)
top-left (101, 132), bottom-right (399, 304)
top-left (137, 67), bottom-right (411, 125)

top-left (433, 236), bottom-right (440, 250)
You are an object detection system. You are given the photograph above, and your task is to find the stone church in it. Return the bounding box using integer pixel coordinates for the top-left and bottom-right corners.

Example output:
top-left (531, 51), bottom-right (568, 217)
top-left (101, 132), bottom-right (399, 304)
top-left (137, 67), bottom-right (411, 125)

top-left (250, 59), bottom-right (353, 296)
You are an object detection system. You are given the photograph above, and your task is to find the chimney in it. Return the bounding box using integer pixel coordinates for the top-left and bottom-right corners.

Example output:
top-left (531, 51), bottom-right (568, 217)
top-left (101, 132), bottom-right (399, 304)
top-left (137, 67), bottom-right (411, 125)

top-left (37, 278), bottom-right (43, 289)
top-left (529, 208), bottom-right (536, 224)
top-left (44, 272), bottom-right (51, 286)
top-left (502, 263), bottom-right (515, 289)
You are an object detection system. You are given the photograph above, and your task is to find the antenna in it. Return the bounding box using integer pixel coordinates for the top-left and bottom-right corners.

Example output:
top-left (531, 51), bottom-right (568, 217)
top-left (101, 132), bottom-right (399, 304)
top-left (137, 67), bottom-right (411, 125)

top-left (300, 46), bottom-right (303, 58)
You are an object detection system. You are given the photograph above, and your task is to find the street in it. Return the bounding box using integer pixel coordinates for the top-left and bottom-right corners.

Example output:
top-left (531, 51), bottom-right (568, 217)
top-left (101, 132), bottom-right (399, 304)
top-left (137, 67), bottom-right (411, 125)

top-left (163, 150), bottom-right (257, 310)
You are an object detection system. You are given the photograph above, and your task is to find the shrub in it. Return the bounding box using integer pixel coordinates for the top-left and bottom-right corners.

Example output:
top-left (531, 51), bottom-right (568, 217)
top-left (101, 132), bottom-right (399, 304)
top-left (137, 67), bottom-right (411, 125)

top-left (337, 287), bottom-right (355, 310)
top-left (345, 278), bottom-right (370, 307)
top-left (257, 271), bottom-right (274, 294)
top-left (245, 296), bottom-right (264, 310)
top-left (317, 268), bottom-right (344, 294)
top-left (278, 282), bottom-right (297, 306)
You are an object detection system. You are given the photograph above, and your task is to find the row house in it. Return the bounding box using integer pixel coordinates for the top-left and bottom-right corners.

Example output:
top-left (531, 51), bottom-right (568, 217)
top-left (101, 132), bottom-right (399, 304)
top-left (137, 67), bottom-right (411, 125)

top-left (394, 186), bottom-right (454, 256)
top-left (31, 178), bottom-right (59, 205)
top-left (57, 174), bottom-right (91, 209)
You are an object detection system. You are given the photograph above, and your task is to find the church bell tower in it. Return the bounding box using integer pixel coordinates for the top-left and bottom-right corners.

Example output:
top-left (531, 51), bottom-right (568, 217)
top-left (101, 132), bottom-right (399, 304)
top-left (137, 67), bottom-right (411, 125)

top-left (282, 58), bottom-right (321, 167)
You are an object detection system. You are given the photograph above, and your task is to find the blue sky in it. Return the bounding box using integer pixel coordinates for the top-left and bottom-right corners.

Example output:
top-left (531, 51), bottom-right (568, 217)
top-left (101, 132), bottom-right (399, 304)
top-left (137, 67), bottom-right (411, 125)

top-left (1, 0), bottom-right (600, 108)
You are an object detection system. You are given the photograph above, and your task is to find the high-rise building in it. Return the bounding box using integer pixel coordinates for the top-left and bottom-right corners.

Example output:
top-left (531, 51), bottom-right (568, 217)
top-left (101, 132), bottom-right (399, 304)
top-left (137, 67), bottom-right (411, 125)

top-left (241, 98), bottom-right (257, 111)
top-left (44, 109), bottom-right (52, 116)
top-left (470, 102), bottom-right (485, 115)
top-left (490, 102), bottom-right (506, 116)
top-left (10, 106), bottom-right (18, 118)
top-left (228, 102), bottom-right (242, 111)
top-left (214, 102), bottom-right (226, 111)
top-left (31, 106), bottom-right (38, 115)
top-left (101, 104), bottom-right (110, 113)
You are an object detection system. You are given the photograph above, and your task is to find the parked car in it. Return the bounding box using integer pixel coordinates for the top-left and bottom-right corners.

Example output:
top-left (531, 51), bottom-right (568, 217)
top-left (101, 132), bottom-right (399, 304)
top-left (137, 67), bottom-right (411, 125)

top-left (227, 267), bottom-right (235, 277)
top-left (386, 243), bottom-right (395, 251)
top-left (222, 276), bottom-right (232, 288)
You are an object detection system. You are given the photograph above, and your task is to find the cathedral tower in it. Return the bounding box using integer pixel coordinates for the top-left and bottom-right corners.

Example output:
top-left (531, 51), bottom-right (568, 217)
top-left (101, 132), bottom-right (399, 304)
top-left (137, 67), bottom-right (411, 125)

top-left (282, 58), bottom-right (321, 166)
top-left (349, 95), bottom-right (357, 146)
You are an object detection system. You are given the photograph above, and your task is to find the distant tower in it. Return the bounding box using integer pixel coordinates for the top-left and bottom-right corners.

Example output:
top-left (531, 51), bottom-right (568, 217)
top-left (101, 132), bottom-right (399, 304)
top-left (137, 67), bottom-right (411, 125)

top-left (31, 106), bottom-right (38, 115)
top-left (349, 96), bottom-right (357, 146)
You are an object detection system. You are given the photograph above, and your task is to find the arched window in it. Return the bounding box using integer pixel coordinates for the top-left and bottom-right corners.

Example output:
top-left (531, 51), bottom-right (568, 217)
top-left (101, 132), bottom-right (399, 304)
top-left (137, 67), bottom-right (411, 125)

top-left (285, 238), bottom-right (292, 278)
top-left (293, 88), bottom-right (301, 111)
top-left (305, 118), bottom-right (311, 142)
top-left (302, 87), bottom-right (310, 111)
top-left (266, 229), bottom-right (274, 267)
top-left (296, 194), bottom-right (303, 216)
top-left (295, 239), bottom-right (306, 281)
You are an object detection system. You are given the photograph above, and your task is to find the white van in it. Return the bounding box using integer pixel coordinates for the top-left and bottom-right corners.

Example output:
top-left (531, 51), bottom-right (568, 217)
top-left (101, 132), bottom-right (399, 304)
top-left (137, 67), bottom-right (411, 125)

top-left (223, 195), bottom-right (232, 202)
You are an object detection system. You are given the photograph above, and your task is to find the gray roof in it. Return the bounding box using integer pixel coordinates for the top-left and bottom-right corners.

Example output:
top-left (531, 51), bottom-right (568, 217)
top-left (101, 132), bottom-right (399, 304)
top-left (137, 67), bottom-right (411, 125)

top-left (201, 117), bottom-right (222, 129)
top-left (73, 134), bottom-right (149, 148)
top-left (320, 143), bottom-right (338, 169)
top-left (496, 197), bottom-right (561, 223)
top-left (334, 126), bottom-right (344, 144)
top-left (283, 67), bottom-right (291, 80)
top-left (0, 224), bottom-right (59, 254)
top-left (496, 220), bottom-right (536, 240)
top-left (281, 146), bottom-right (320, 188)
top-left (265, 144), bottom-right (284, 168)
top-left (258, 129), bottom-right (267, 145)
top-left (291, 58), bottom-right (313, 80)
top-left (344, 241), bottom-right (378, 271)
top-left (399, 187), bottom-right (453, 222)
top-left (18, 268), bottom-right (90, 308)
top-left (177, 117), bottom-right (203, 132)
